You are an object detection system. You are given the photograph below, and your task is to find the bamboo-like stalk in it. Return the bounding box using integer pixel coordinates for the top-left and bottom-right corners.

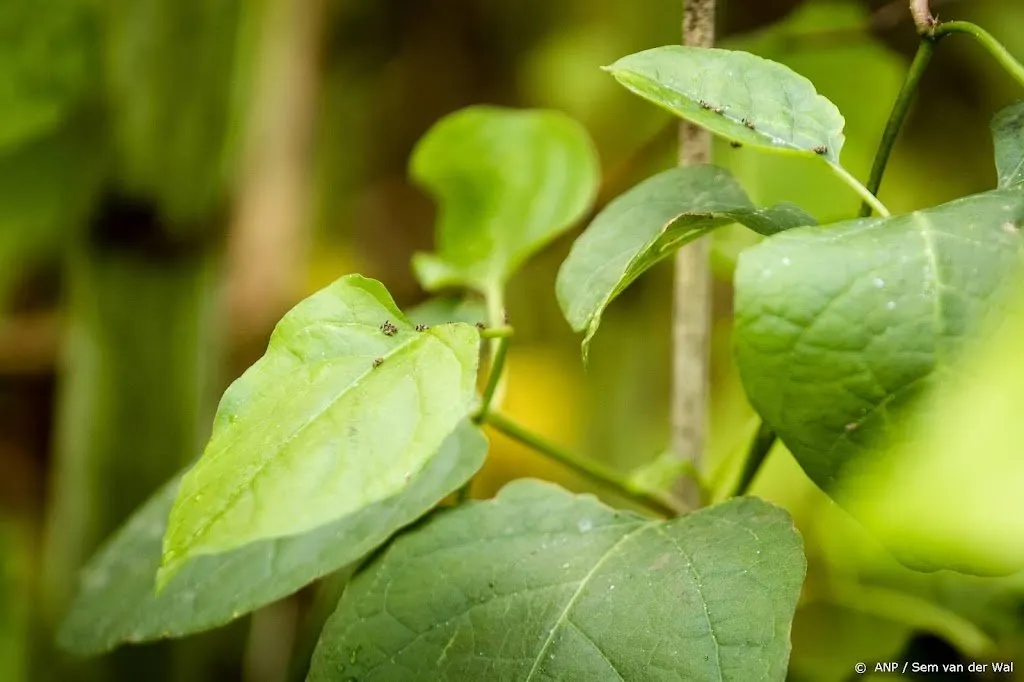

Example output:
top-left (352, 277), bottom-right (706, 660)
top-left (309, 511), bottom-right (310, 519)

top-left (671, 0), bottom-right (716, 511)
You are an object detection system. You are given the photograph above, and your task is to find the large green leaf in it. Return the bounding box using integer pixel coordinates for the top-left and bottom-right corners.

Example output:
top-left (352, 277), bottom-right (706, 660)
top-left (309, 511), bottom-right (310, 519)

top-left (735, 187), bottom-right (1024, 494)
top-left (58, 423), bottom-right (487, 655)
top-left (606, 46), bottom-right (845, 164)
top-left (158, 275), bottom-right (480, 586)
top-left (411, 106), bottom-right (600, 296)
top-left (0, 0), bottom-right (94, 150)
top-left (308, 480), bottom-right (806, 682)
top-left (556, 165), bottom-right (814, 358)
top-left (992, 101), bottom-right (1024, 188)
top-left (102, 0), bottom-right (250, 225)
top-left (843, 287), bottom-right (1024, 575)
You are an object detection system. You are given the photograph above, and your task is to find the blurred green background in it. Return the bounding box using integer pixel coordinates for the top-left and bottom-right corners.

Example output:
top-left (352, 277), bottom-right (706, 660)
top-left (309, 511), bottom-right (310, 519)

top-left (3, 0), bottom-right (1024, 680)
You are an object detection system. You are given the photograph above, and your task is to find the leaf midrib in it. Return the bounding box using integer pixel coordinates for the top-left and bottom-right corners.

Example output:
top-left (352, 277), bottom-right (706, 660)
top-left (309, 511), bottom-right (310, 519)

top-left (523, 520), bottom-right (658, 681)
top-left (173, 327), bottom-right (461, 558)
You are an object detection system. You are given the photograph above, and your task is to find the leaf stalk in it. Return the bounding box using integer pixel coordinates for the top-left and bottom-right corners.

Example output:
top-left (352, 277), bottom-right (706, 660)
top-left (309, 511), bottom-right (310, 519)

top-left (860, 39), bottom-right (935, 217)
top-left (728, 420), bottom-right (776, 498)
top-left (484, 410), bottom-right (686, 518)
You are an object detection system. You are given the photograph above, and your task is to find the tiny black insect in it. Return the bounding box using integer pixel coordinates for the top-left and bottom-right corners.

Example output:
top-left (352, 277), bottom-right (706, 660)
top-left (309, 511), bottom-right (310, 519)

top-left (730, 141), bottom-right (742, 148)
top-left (379, 320), bottom-right (398, 336)
top-left (475, 321), bottom-right (487, 330)
top-left (414, 323), bottom-right (429, 332)
top-left (812, 145), bottom-right (828, 155)
top-left (373, 357), bottom-right (384, 368)
top-left (742, 118), bottom-right (756, 130)
top-left (698, 99), bottom-right (713, 110)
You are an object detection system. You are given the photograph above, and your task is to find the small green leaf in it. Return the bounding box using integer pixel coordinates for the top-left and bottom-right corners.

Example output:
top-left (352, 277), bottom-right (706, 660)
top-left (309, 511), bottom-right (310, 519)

top-left (158, 275), bottom-right (480, 586)
top-left (556, 165), bottom-right (814, 357)
top-left (606, 46), bottom-right (845, 163)
top-left (309, 480), bottom-right (806, 682)
top-left (411, 106), bottom-right (600, 295)
top-left (992, 101), bottom-right (1024, 188)
top-left (735, 187), bottom-right (1024, 494)
top-left (0, 0), bottom-right (94, 150)
top-left (57, 423), bottom-right (487, 655)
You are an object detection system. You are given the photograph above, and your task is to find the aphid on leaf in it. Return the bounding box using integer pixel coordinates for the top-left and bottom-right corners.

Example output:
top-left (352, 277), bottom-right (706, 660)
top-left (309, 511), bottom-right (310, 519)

top-left (698, 99), bottom-right (712, 110)
top-left (742, 118), bottom-right (756, 130)
top-left (730, 141), bottom-right (742, 148)
top-left (475, 321), bottom-right (487, 330)
top-left (372, 357), bottom-right (384, 368)
top-left (713, 106), bottom-right (725, 114)
top-left (379, 320), bottom-right (398, 336)
top-left (812, 145), bottom-right (828, 155)
top-left (414, 323), bottom-right (429, 331)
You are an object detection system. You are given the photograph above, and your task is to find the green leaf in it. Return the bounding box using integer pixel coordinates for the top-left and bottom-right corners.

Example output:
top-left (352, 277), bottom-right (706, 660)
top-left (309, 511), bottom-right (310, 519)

top-left (411, 106), bottom-right (600, 295)
top-left (157, 275), bottom-right (480, 586)
top-left (606, 46), bottom-right (845, 163)
top-left (556, 165), bottom-right (814, 357)
top-left (735, 187), bottom-right (1024, 494)
top-left (992, 101), bottom-right (1024, 188)
top-left (309, 480), bottom-right (806, 682)
top-left (58, 423), bottom-right (487, 655)
top-left (843, 288), bottom-right (1024, 576)
top-left (0, 0), bottom-right (94, 150)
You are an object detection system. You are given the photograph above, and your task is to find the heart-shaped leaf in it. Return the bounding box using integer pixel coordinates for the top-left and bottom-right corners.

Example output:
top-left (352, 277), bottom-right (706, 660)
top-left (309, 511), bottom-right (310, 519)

top-left (557, 165), bottom-right (814, 358)
top-left (308, 480), bottom-right (806, 682)
top-left (735, 187), bottom-right (1024, 493)
top-left (158, 275), bottom-right (480, 587)
top-left (58, 422), bottom-right (487, 655)
top-left (606, 46), bottom-right (845, 163)
top-left (993, 101), bottom-right (1024, 188)
top-left (411, 106), bottom-right (600, 296)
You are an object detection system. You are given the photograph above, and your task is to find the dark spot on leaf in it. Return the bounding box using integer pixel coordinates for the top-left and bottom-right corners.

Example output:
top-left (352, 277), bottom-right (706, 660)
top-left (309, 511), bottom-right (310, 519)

top-left (379, 320), bottom-right (398, 336)
top-left (730, 141), bottom-right (742, 148)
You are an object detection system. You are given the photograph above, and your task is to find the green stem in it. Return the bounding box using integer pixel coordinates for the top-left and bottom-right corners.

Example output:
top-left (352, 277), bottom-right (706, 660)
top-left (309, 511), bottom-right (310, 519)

top-left (728, 420), bottom-right (776, 498)
top-left (484, 411), bottom-right (685, 517)
top-left (828, 162), bottom-right (891, 217)
top-left (859, 40), bottom-right (935, 217)
top-left (479, 325), bottom-right (513, 339)
top-left (472, 334), bottom-right (509, 425)
top-left (931, 21), bottom-right (1024, 89)
top-left (483, 287), bottom-right (508, 406)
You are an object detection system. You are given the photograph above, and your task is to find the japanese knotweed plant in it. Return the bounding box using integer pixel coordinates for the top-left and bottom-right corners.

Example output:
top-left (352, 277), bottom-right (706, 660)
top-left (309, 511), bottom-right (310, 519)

top-left (58, 6), bottom-right (1024, 681)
